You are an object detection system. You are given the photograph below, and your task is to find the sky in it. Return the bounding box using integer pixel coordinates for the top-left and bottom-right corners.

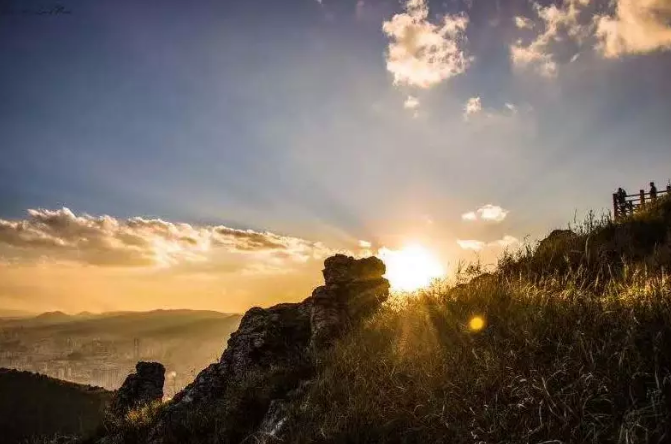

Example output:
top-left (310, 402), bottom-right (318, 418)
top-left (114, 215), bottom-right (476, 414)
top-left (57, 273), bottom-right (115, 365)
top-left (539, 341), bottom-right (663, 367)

top-left (1, 0), bottom-right (671, 313)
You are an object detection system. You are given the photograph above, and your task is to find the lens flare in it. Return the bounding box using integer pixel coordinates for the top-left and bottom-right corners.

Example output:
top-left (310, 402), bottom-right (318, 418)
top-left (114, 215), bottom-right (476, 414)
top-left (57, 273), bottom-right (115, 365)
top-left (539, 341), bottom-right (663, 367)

top-left (379, 244), bottom-right (445, 291)
top-left (469, 316), bottom-right (485, 332)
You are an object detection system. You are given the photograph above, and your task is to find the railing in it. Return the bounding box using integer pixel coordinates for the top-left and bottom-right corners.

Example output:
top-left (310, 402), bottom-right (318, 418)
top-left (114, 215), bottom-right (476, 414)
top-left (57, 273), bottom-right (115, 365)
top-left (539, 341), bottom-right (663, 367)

top-left (613, 185), bottom-right (671, 219)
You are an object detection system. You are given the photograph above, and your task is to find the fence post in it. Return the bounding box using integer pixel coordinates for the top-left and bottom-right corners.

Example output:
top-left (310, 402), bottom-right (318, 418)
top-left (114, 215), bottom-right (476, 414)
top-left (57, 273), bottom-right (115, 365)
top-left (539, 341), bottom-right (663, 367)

top-left (640, 189), bottom-right (646, 209)
top-left (612, 193), bottom-right (619, 219)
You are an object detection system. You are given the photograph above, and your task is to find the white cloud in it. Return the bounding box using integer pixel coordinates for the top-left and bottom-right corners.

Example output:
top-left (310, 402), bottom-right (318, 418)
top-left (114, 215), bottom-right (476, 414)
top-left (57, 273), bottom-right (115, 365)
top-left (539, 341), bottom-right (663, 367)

top-left (515, 16), bottom-right (534, 29)
top-left (382, 0), bottom-right (470, 88)
top-left (358, 240), bottom-right (372, 248)
top-left (463, 96), bottom-right (482, 120)
top-left (505, 103), bottom-right (518, 113)
top-left (461, 204), bottom-right (509, 223)
top-left (510, 40), bottom-right (558, 78)
top-left (596, 0), bottom-right (671, 58)
top-left (457, 239), bottom-right (486, 251)
top-left (404, 95), bottom-right (420, 110)
top-left (489, 235), bottom-right (520, 248)
top-left (461, 211), bottom-right (477, 221)
top-left (0, 208), bottom-right (333, 268)
top-left (478, 204), bottom-right (509, 222)
top-left (457, 235), bottom-right (520, 251)
top-left (511, 0), bottom-right (671, 71)
top-left (510, 0), bottom-right (591, 77)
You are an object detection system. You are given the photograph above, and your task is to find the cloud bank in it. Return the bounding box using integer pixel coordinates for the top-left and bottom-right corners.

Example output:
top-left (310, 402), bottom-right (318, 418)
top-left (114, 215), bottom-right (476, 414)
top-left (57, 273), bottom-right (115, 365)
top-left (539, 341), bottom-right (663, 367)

top-left (0, 208), bottom-right (332, 267)
top-left (511, 0), bottom-right (671, 76)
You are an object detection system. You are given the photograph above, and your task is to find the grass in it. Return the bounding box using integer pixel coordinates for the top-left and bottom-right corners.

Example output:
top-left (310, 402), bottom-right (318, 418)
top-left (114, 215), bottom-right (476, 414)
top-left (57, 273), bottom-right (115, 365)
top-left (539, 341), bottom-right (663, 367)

top-left (281, 197), bottom-right (671, 444)
top-left (96, 196), bottom-right (671, 444)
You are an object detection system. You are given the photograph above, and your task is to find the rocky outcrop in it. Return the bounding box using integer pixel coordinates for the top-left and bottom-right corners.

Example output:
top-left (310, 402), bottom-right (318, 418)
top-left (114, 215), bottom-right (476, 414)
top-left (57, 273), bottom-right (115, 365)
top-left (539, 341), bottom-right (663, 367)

top-left (171, 302), bottom-right (313, 408)
top-left (107, 362), bottom-right (165, 419)
top-left (310, 255), bottom-right (389, 350)
top-left (537, 229), bottom-right (581, 256)
top-left (132, 255), bottom-right (389, 444)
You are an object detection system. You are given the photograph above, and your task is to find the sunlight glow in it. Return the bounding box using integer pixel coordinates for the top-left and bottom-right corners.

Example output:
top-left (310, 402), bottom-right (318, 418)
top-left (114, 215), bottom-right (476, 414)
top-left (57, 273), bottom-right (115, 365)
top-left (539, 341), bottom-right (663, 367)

top-left (379, 244), bottom-right (445, 292)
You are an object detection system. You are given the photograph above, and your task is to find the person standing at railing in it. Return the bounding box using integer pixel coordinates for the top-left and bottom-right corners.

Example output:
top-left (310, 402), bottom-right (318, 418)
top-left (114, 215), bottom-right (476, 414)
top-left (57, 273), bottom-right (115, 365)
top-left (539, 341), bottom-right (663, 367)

top-left (617, 187), bottom-right (628, 215)
top-left (650, 182), bottom-right (658, 201)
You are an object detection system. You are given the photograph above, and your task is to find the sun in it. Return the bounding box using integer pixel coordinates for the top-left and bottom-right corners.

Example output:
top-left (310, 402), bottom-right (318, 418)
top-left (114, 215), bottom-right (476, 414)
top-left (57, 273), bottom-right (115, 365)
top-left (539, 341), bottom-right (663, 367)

top-left (379, 244), bottom-right (445, 292)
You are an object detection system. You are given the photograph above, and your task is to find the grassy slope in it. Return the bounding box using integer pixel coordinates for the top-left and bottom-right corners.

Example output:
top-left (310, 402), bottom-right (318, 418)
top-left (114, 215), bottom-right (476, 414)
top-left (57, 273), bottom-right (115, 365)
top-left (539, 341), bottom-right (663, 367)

top-left (0, 369), bottom-right (112, 444)
top-left (283, 197), bottom-right (671, 443)
top-left (101, 197), bottom-right (671, 444)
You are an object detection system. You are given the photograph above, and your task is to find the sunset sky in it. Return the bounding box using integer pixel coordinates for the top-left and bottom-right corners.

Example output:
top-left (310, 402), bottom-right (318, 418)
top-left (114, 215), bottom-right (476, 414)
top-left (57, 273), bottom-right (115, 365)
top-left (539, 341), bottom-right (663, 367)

top-left (1, 0), bottom-right (671, 313)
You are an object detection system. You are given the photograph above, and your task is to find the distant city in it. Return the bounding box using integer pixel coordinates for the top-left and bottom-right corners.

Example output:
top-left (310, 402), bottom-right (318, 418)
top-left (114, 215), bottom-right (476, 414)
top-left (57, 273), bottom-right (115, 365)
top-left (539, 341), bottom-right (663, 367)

top-left (0, 311), bottom-right (242, 397)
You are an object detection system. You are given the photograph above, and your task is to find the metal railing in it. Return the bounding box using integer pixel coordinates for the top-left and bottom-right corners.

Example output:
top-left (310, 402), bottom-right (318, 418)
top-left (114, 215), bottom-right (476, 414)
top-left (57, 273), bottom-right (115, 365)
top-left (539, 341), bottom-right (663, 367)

top-left (613, 185), bottom-right (671, 219)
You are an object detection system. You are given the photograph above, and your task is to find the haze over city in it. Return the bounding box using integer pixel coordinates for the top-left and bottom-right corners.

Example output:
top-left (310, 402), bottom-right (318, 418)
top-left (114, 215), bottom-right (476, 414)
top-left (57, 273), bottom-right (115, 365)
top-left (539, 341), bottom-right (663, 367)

top-left (1, 0), bottom-right (671, 313)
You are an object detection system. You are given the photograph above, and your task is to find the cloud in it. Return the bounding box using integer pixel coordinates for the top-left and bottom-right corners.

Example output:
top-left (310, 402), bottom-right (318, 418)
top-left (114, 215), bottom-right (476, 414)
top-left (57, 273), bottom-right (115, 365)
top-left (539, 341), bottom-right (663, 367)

top-left (596, 0), bottom-right (671, 57)
top-left (358, 240), bottom-right (372, 248)
top-left (463, 98), bottom-right (522, 123)
top-left (457, 235), bottom-right (520, 251)
top-left (510, 0), bottom-right (591, 77)
top-left (457, 239), bottom-right (486, 251)
top-left (461, 211), bottom-right (477, 221)
top-left (515, 16), bottom-right (534, 29)
top-left (489, 235), bottom-right (520, 248)
top-left (511, 0), bottom-right (671, 72)
top-left (404, 95), bottom-right (420, 110)
top-left (461, 204), bottom-right (509, 222)
top-left (510, 40), bottom-right (558, 78)
top-left (463, 97), bottom-right (482, 120)
top-left (382, 0), bottom-right (470, 88)
top-left (0, 208), bottom-right (333, 268)
top-left (477, 204), bottom-right (509, 222)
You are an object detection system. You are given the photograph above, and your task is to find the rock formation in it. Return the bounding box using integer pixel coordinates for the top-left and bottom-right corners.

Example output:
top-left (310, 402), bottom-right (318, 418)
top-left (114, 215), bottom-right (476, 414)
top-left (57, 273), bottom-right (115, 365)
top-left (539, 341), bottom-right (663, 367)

top-left (107, 361), bottom-right (165, 420)
top-left (106, 255), bottom-right (391, 444)
top-left (310, 255), bottom-right (389, 350)
top-left (537, 229), bottom-right (581, 256)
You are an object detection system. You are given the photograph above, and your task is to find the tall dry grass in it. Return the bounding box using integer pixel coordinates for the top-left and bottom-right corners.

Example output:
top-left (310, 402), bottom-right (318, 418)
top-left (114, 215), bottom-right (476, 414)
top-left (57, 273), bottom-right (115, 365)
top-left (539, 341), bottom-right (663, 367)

top-left (284, 197), bottom-right (671, 444)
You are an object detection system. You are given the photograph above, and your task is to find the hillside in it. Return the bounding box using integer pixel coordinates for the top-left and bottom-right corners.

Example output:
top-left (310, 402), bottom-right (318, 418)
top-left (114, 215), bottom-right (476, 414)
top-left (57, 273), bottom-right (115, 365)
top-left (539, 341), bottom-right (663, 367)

top-left (88, 195), bottom-right (671, 444)
top-left (0, 368), bottom-right (111, 444)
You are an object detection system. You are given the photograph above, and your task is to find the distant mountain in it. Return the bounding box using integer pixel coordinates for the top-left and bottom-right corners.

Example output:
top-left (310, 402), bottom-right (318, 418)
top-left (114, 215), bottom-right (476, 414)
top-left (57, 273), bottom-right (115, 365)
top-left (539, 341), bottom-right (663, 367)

top-left (0, 368), bottom-right (111, 444)
top-left (34, 310), bottom-right (72, 322)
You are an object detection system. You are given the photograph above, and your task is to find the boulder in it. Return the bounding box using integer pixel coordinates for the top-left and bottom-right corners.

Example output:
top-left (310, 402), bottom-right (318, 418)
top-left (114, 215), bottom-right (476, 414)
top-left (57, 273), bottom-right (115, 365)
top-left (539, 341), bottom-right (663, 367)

top-left (108, 362), bottom-right (165, 419)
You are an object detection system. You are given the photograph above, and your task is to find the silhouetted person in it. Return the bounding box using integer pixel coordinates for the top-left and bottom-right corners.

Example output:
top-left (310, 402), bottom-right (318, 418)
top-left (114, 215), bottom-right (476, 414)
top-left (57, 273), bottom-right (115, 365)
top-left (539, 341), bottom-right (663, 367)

top-left (650, 182), bottom-right (658, 201)
top-left (617, 187), bottom-right (628, 215)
